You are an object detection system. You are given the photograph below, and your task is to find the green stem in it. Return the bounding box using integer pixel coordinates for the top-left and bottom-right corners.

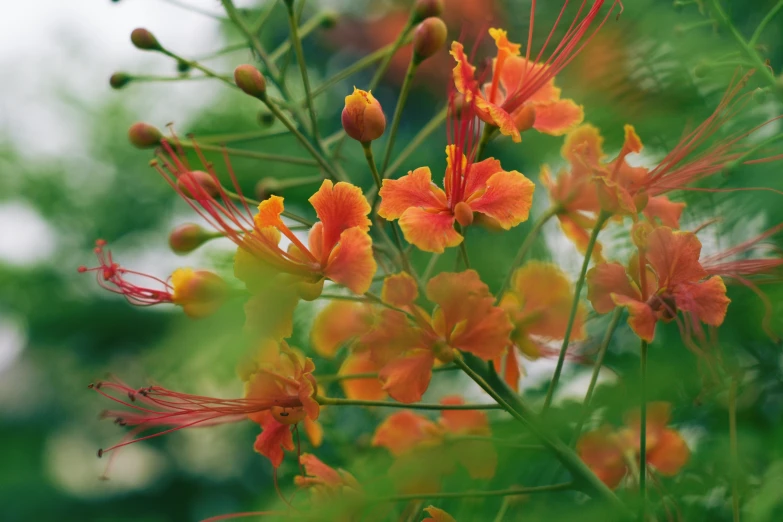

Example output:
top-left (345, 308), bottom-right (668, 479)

top-left (724, 133), bottom-right (783, 174)
top-left (570, 308), bottom-right (623, 446)
top-left (543, 211), bottom-right (610, 413)
top-left (422, 252), bottom-right (441, 282)
top-left (384, 104), bottom-right (448, 178)
top-left (160, 0), bottom-right (224, 19)
top-left (493, 499), bottom-right (511, 522)
top-left (364, 291), bottom-right (417, 320)
top-left (459, 235), bottom-right (471, 269)
top-left (639, 339), bottom-right (649, 520)
top-left (495, 205), bottom-right (561, 303)
top-left (730, 376), bottom-right (741, 522)
top-left (125, 74), bottom-right (231, 83)
top-left (381, 483), bottom-right (574, 502)
top-left (284, 1), bottom-right (321, 141)
top-left (177, 139), bottom-right (319, 167)
top-left (317, 396), bottom-right (503, 410)
top-left (475, 124), bottom-right (497, 162)
top-left (196, 129), bottom-right (291, 144)
top-left (750, 0), bottom-right (783, 47)
top-left (250, 1), bottom-right (277, 34)
top-left (159, 50), bottom-right (236, 89)
top-left (259, 93), bottom-right (344, 181)
top-left (380, 58), bottom-right (420, 175)
top-left (362, 142), bottom-right (383, 190)
top-left (269, 11), bottom-right (330, 62)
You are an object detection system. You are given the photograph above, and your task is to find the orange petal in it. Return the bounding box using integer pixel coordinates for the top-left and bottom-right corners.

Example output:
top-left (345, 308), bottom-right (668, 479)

top-left (439, 396), bottom-right (489, 435)
top-left (469, 170), bottom-right (535, 229)
top-left (399, 207), bottom-right (462, 254)
top-left (460, 156), bottom-right (503, 199)
top-left (557, 214), bottom-right (604, 262)
top-left (378, 167), bottom-right (448, 220)
top-left (475, 96), bottom-right (521, 142)
top-left (324, 227), bottom-right (377, 294)
top-left (625, 401), bottom-right (672, 442)
top-left (646, 228), bottom-right (707, 288)
top-left (644, 196), bottom-right (686, 229)
top-left (562, 124), bottom-right (606, 177)
top-left (449, 41), bottom-right (477, 96)
top-left (253, 418), bottom-right (295, 468)
top-left (379, 349), bottom-right (436, 403)
top-left (361, 309), bottom-right (430, 367)
top-left (382, 272), bottom-right (419, 308)
top-left (255, 195), bottom-right (286, 229)
top-left (587, 262), bottom-right (642, 314)
top-left (623, 124), bottom-right (643, 154)
top-left (303, 417), bottom-right (323, 448)
top-left (673, 277), bottom-right (730, 326)
top-left (576, 427), bottom-right (628, 489)
top-left (310, 301), bottom-right (373, 358)
top-left (423, 506), bottom-right (457, 522)
top-left (611, 294), bottom-right (657, 342)
top-left (339, 351), bottom-right (386, 401)
top-left (372, 410), bottom-right (438, 456)
top-left (594, 176), bottom-right (637, 216)
top-left (427, 270), bottom-right (513, 360)
top-left (646, 428), bottom-right (690, 476)
top-left (510, 261), bottom-right (586, 340)
top-left (493, 347), bottom-right (522, 392)
top-left (299, 453), bottom-right (342, 486)
top-left (532, 99), bottom-right (584, 136)
top-left (497, 56), bottom-right (558, 105)
top-left (309, 180), bottom-right (371, 253)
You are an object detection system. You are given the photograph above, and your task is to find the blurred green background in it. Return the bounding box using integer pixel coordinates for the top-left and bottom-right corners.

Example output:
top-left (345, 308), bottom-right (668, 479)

top-left (2, 0), bottom-right (783, 520)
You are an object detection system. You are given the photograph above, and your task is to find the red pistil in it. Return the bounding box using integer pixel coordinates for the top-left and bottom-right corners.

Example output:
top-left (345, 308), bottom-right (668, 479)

top-left (78, 240), bottom-right (174, 306)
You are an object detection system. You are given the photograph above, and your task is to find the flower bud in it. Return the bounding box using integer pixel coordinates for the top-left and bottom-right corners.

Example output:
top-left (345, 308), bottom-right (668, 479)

top-left (169, 223), bottom-right (213, 255)
top-left (171, 269), bottom-right (228, 319)
top-left (320, 11), bottom-right (339, 29)
top-left (177, 170), bottom-right (222, 199)
top-left (413, 17), bottom-right (448, 62)
top-left (234, 64), bottom-right (267, 99)
top-left (513, 105), bottom-right (537, 133)
top-left (414, 0), bottom-right (444, 21)
top-left (109, 72), bottom-right (132, 89)
top-left (454, 201), bottom-right (474, 227)
top-left (176, 60), bottom-right (191, 74)
top-left (128, 122), bottom-right (163, 149)
top-left (296, 279), bottom-right (325, 301)
top-left (257, 110), bottom-right (275, 127)
top-left (342, 88), bottom-right (386, 143)
top-left (130, 28), bottom-right (162, 51)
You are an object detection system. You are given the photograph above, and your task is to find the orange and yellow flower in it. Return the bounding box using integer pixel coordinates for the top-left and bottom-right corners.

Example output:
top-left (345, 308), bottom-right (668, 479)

top-left (496, 262), bottom-right (586, 391)
top-left (586, 227), bottom-right (730, 342)
top-left (577, 402), bottom-right (690, 489)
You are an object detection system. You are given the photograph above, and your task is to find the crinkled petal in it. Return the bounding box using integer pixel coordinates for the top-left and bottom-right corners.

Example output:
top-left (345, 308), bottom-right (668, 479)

top-left (562, 124), bottom-right (605, 178)
top-left (378, 167), bottom-right (448, 220)
top-left (646, 429), bottom-right (690, 476)
top-left (587, 262), bottom-right (642, 314)
top-left (299, 453), bottom-right (343, 486)
top-left (460, 155), bottom-right (503, 199)
top-left (339, 351), bottom-right (386, 401)
top-left (469, 170), bottom-right (535, 229)
top-left (324, 227), bottom-right (377, 294)
top-left (254, 419), bottom-right (295, 468)
top-left (255, 195), bottom-right (286, 228)
top-left (475, 96), bottom-right (521, 142)
top-left (309, 180), bottom-right (371, 253)
top-left (379, 349), bottom-right (436, 404)
top-left (673, 277), bottom-right (730, 326)
top-left (450, 41), bottom-right (477, 96)
top-left (612, 294), bottom-right (657, 342)
top-left (532, 99), bottom-right (584, 136)
top-left (646, 227), bottom-right (707, 288)
top-left (310, 301), bottom-right (373, 358)
top-left (577, 427), bottom-right (628, 489)
top-left (595, 176), bottom-right (637, 216)
top-left (557, 214), bottom-right (604, 262)
top-left (382, 272), bottom-right (419, 308)
top-left (497, 56), bottom-right (558, 105)
top-left (644, 196), bottom-right (686, 229)
top-left (372, 410), bottom-right (438, 456)
top-left (399, 207), bottom-right (462, 254)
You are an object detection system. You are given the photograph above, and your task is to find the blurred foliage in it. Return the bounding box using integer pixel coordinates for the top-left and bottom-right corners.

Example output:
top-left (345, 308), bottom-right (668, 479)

top-left (2, 0), bottom-right (783, 521)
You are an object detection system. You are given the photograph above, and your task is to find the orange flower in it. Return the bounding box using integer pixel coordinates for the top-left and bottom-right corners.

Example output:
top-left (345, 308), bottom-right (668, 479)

top-left (586, 227), bottom-right (730, 342)
top-left (495, 262), bottom-right (586, 391)
top-left (449, 1), bottom-right (624, 142)
top-left (294, 453), bottom-right (362, 500)
top-left (372, 396), bottom-right (497, 492)
top-left (577, 402), bottom-right (690, 489)
top-left (423, 506), bottom-right (457, 522)
top-left (342, 87), bottom-right (386, 143)
top-left (78, 239), bottom-right (228, 318)
top-left (378, 91), bottom-right (534, 253)
top-left (358, 271), bottom-right (512, 403)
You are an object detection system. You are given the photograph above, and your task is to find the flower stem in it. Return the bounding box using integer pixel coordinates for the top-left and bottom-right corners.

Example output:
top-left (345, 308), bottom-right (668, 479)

top-left (493, 499), bottom-right (511, 522)
top-left (495, 205), bottom-right (561, 303)
top-left (475, 124), bottom-right (497, 162)
top-left (730, 375), bottom-right (741, 522)
top-left (283, 0), bottom-right (320, 141)
top-left (176, 139), bottom-right (319, 167)
top-left (269, 11), bottom-right (331, 62)
top-left (381, 483), bottom-right (574, 502)
top-left (381, 58), bottom-right (420, 175)
top-left (362, 142), bottom-right (383, 191)
top-left (159, 50), bottom-right (236, 89)
top-left (639, 339), bottom-right (649, 520)
top-left (195, 129), bottom-right (291, 144)
top-left (384, 104), bottom-right (448, 177)
top-left (317, 396), bottom-right (503, 410)
top-left (543, 211), bottom-right (610, 413)
top-left (750, 0), bottom-right (783, 47)
top-left (570, 308), bottom-right (623, 446)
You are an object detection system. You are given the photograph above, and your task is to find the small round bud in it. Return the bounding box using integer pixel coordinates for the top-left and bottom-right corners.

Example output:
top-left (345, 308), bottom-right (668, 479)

top-left (296, 279), bottom-right (325, 301)
top-left (171, 269), bottom-right (229, 319)
top-left (413, 17), bottom-right (448, 62)
top-left (433, 342), bottom-right (455, 364)
top-left (234, 64), bottom-right (267, 98)
top-left (414, 0), bottom-right (444, 21)
top-left (177, 171), bottom-right (222, 199)
top-left (109, 72), bottom-right (132, 89)
top-left (320, 10), bottom-right (339, 29)
top-left (454, 201), bottom-right (474, 227)
top-left (693, 61), bottom-right (711, 79)
top-left (130, 28), bottom-right (162, 51)
top-left (128, 122), bottom-right (163, 149)
top-left (512, 105), bottom-right (537, 133)
top-left (176, 60), bottom-right (191, 74)
top-left (342, 87), bottom-right (386, 143)
top-left (169, 223), bottom-right (213, 254)
top-left (257, 110), bottom-right (275, 127)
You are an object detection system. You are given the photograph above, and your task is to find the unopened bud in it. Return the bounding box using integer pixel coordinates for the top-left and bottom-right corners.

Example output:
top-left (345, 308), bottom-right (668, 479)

top-left (413, 17), bottom-right (448, 62)
top-left (109, 72), bottom-right (132, 89)
top-left (693, 61), bottom-right (711, 79)
top-left (414, 0), bottom-right (444, 21)
top-left (454, 201), bottom-right (474, 227)
top-left (128, 122), bottom-right (163, 149)
top-left (342, 87), bottom-right (386, 143)
top-left (258, 110), bottom-right (275, 127)
top-left (234, 64), bottom-right (267, 98)
top-left (296, 279), bottom-right (325, 301)
top-left (171, 269), bottom-right (228, 319)
top-left (130, 28), bottom-right (162, 51)
top-left (169, 223), bottom-right (213, 254)
top-left (176, 60), bottom-right (191, 74)
top-left (177, 170), bottom-right (222, 199)
top-left (513, 105), bottom-right (537, 133)
top-left (320, 11), bottom-right (339, 29)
